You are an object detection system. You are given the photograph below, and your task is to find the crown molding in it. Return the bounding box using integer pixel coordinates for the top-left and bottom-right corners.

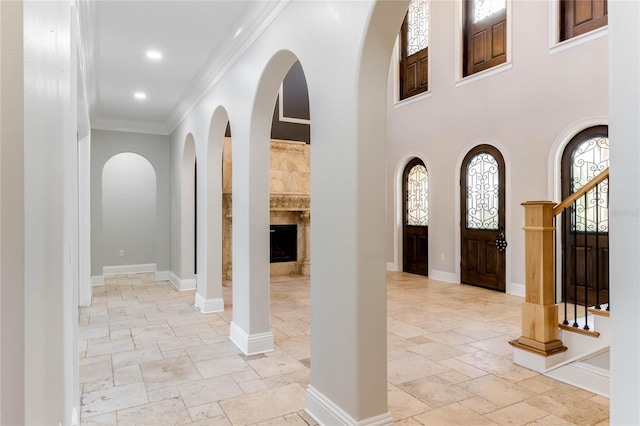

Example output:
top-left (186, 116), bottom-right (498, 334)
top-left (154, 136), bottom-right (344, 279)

top-left (91, 117), bottom-right (170, 136)
top-left (166, 0), bottom-right (291, 134)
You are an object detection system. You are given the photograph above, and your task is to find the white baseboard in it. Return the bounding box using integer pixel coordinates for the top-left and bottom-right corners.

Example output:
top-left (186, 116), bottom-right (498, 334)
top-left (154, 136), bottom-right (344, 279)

top-left (386, 262), bottom-right (398, 272)
top-left (429, 269), bottom-right (457, 283)
top-left (91, 275), bottom-right (105, 287)
top-left (229, 321), bottom-right (274, 356)
top-left (545, 361), bottom-right (610, 398)
top-left (195, 293), bottom-right (224, 313)
top-left (305, 385), bottom-right (393, 426)
top-left (508, 282), bottom-right (526, 297)
top-left (155, 271), bottom-right (171, 282)
top-left (180, 278), bottom-right (196, 291)
top-left (103, 263), bottom-right (156, 276)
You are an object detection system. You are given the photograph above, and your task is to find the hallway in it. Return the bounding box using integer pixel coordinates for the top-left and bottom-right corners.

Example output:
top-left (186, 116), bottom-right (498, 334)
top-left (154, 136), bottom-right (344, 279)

top-left (79, 273), bottom-right (609, 425)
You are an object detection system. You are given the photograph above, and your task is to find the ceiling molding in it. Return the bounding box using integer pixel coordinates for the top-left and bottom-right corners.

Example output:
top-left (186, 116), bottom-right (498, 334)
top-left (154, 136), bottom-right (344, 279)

top-left (166, 0), bottom-right (291, 134)
top-left (91, 117), bottom-right (170, 136)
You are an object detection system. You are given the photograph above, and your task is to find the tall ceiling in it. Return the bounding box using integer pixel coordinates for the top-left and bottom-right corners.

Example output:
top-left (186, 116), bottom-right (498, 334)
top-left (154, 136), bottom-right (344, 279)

top-left (83, 1), bottom-right (285, 135)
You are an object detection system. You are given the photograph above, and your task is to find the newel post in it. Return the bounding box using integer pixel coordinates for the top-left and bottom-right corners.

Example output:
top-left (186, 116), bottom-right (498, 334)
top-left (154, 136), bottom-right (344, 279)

top-left (510, 201), bottom-right (567, 355)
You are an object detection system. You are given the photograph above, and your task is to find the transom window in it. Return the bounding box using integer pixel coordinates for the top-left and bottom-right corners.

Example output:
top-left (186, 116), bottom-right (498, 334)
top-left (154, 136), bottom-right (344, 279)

top-left (473, 0), bottom-right (506, 23)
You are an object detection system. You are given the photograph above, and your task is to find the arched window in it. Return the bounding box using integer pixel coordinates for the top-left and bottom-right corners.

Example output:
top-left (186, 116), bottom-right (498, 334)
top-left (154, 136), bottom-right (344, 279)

top-left (403, 158), bottom-right (429, 275)
top-left (400, 0), bottom-right (429, 100)
top-left (460, 144), bottom-right (506, 291)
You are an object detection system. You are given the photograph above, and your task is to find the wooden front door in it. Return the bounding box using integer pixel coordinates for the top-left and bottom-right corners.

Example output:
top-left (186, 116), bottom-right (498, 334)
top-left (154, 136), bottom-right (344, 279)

top-left (460, 145), bottom-right (506, 292)
top-left (561, 126), bottom-right (609, 307)
top-left (403, 158), bottom-right (429, 276)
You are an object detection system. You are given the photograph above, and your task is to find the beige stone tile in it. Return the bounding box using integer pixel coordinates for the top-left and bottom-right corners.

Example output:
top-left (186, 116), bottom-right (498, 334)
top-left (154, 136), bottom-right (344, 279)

top-left (394, 417), bottom-right (424, 426)
top-left (82, 382), bottom-right (148, 418)
top-left (437, 369), bottom-right (471, 384)
top-left (425, 330), bottom-right (477, 347)
top-left (112, 346), bottom-right (164, 368)
top-left (163, 348), bottom-right (188, 359)
top-left (86, 338), bottom-right (135, 357)
top-left (526, 391), bottom-right (609, 425)
top-left (172, 322), bottom-right (214, 337)
top-left (459, 396), bottom-right (500, 415)
top-left (140, 355), bottom-right (202, 390)
top-left (387, 383), bottom-right (431, 420)
top-left (147, 385), bottom-right (181, 403)
top-left (486, 401), bottom-right (548, 426)
top-left (470, 336), bottom-right (515, 356)
top-left (517, 377), bottom-right (556, 394)
top-left (194, 354), bottom-right (251, 379)
top-left (186, 341), bottom-right (241, 362)
top-left (524, 414), bottom-right (572, 425)
top-left (79, 326), bottom-right (110, 341)
top-left (388, 319), bottom-right (429, 339)
top-left (439, 358), bottom-right (488, 379)
top-left (219, 383), bottom-right (306, 426)
top-left (178, 375), bottom-right (244, 408)
top-left (461, 375), bottom-right (534, 408)
top-left (409, 341), bottom-right (466, 361)
top-left (116, 397), bottom-right (191, 425)
top-left (187, 401), bottom-right (225, 422)
top-left (590, 394), bottom-right (610, 407)
top-left (231, 369), bottom-right (261, 384)
top-left (113, 364), bottom-right (143, 386)
top-left (186, 416), bottom-right (232, 426)
top-left (388, 355), bottom-right (449, 385)
top-left (131, 323), bottom-right (176, 339)
top-left (413, 402), bottom-right (499, 425)
top-left (82, 377), bottom-right (114, 394)
top-left (253, 413), bottom-right (309, 425)
top-left (80, 412), bottom-right (117, 425)
top-left (157, 335), bottom-right (203, 352)
top-left (399, 375), bottom-right (474, 408)
top-left (79, 353), bottom-right (112, 367)
top-left (247, 352), bottom-right (306, 378)
top-left (80, 361), bottom-right (113, 383)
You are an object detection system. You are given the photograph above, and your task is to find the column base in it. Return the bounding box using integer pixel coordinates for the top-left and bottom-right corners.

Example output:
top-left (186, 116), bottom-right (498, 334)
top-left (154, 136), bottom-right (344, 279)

top-left (302, 260), bottom-right (311, 276)
top-left (509, 337), bottom-right (567, 357)
top-left (194, 293), bottom-right (224, 313)
top-left (229, 321), bottom-right (274, 356)
top-left (305, 385), bottom-right (393, 426)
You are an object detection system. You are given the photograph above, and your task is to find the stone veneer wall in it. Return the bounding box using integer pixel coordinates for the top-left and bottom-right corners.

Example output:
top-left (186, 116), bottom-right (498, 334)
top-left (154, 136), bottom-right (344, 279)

top-left (222, 138), bottom-right (310, 278)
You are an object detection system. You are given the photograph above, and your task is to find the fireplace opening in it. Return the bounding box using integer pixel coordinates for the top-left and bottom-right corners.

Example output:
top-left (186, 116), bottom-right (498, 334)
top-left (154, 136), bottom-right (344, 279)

top-left (270, 224), bottom-right (297, 263)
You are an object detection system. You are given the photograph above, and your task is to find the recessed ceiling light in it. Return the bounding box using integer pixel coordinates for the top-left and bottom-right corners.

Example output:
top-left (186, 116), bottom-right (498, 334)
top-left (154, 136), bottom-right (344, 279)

top-left (134, 92), bottom-right (147, 100)
top-left (146, 50), bottom-right (162, 60)
top-left (233, 27), bottom-right (243, 38)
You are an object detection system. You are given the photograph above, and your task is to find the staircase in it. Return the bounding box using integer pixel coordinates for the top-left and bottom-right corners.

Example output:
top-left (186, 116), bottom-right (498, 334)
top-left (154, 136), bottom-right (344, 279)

top-left (511, 168), bottom-right (610, 397)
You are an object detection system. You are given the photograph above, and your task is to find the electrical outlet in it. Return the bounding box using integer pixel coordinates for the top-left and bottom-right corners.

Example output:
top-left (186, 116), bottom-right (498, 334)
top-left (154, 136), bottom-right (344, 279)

top-left (440, 254), bottom-right (445, 261)
top-left (119, 249), bottom-right (124, 257)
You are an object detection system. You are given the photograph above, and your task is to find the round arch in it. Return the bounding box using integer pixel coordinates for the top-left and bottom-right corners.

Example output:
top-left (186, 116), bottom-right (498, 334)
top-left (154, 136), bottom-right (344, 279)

top-left (180, 133), bottom-right (197, 288)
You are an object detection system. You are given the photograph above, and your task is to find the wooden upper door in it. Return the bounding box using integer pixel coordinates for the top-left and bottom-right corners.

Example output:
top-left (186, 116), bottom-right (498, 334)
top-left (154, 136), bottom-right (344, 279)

top-left (460, 145), bottom-right (506, 292)
top-left (561, 126), bottom-right (609, 307)
top-left (403, 158), bottom-right (429, 276)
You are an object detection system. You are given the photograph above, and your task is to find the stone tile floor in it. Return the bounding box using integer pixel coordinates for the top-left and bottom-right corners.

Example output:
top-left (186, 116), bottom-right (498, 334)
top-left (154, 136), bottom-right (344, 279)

top-left (79, 272), bottom-right (609, 425)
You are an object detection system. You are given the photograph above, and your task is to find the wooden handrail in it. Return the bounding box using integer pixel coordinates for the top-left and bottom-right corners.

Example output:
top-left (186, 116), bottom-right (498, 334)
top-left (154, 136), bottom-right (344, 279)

top-left (553, 167), bottom-right (609, 216)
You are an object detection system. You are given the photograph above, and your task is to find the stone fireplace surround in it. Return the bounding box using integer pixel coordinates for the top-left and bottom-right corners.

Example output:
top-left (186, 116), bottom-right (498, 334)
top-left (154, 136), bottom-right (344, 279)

top-left (222, 138), bottom-right (310, 279)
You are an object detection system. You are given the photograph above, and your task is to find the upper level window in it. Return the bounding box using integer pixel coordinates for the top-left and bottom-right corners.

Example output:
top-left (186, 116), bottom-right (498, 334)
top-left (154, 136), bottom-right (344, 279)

top-left (463, 0), bottom-right (507, 77)
top-left (560, 0), bottom-right (608, 42)
top-left (400, 0), bottom-right (429, 100)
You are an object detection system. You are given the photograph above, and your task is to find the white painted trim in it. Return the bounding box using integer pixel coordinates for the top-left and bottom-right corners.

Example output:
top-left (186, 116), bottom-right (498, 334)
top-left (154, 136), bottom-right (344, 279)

top-left (546, 360), bottom-right (610, 398)
top-left (229, 321), bottom-right (274, 356)
top-left (195, 293), bottom-right (224, 313)
top-left (91, 276), bottom-right (105, 287)
top-left (155, 271), bottom-right (171, 282)
top-left (386, 262), bottom-right (397, 272)
top-left (103, 263), bottom-right (156, 276)
top-left (305, 385), bottom-right (393, 426)
top-left (429, 270), bottom-right (457, 284)
top-left (180, 278), bottom-right (196, 291)
top-left (393, 90), bottom-right (432, 108)
top-left (508, 282), bottom-right (525, 298)
top-left (166, 271), bottom-right (197, 292)
top-left (548, 0), bottom-right (607, 55)
top-left (454, 62), bottom-right (513, 88)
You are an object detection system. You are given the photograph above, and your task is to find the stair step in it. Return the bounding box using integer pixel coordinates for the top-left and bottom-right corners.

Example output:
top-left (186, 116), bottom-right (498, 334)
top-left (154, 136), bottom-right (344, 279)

top-left (588, 304), bottom-right (610, 317)
top-left (559, 322), bottom-right (600, 338)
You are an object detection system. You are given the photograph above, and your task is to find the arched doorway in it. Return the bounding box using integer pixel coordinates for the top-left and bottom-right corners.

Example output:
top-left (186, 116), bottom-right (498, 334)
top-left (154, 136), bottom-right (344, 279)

top-left (561, 125), bottom-right (609, 306)
top-left (460, 144), bottom-right (506, 292)
top-left (402, 158), bottom-right (428, 275)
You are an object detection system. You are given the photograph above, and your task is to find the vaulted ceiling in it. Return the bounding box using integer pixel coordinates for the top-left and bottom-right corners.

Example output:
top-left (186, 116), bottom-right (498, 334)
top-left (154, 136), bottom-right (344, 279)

top-left (81, 1), bottom-right (286, 135)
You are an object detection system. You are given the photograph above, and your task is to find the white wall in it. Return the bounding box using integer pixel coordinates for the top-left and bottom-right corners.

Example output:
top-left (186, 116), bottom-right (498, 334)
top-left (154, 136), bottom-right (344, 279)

top-left (24, 0), bottom-right (80, 424)
top-left (386, 0), bottom-right (608, 293)
top-left (91, 129), bottom-right (170, 276)
top-left (102, 153), bottom-right (157, 268)
top-left (0, 1), bottom-right (25, 423)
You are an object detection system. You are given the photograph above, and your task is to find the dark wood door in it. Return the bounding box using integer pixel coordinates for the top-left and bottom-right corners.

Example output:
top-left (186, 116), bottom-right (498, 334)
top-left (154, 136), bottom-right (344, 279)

top-left (403, 158), bottom-right (429, 276)
top-left (460, 145), bottom-right (506, 292)
top-left (463, 0), bottom-right (507, 76)
top-left (561, 126), bottom-right (609, 307)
